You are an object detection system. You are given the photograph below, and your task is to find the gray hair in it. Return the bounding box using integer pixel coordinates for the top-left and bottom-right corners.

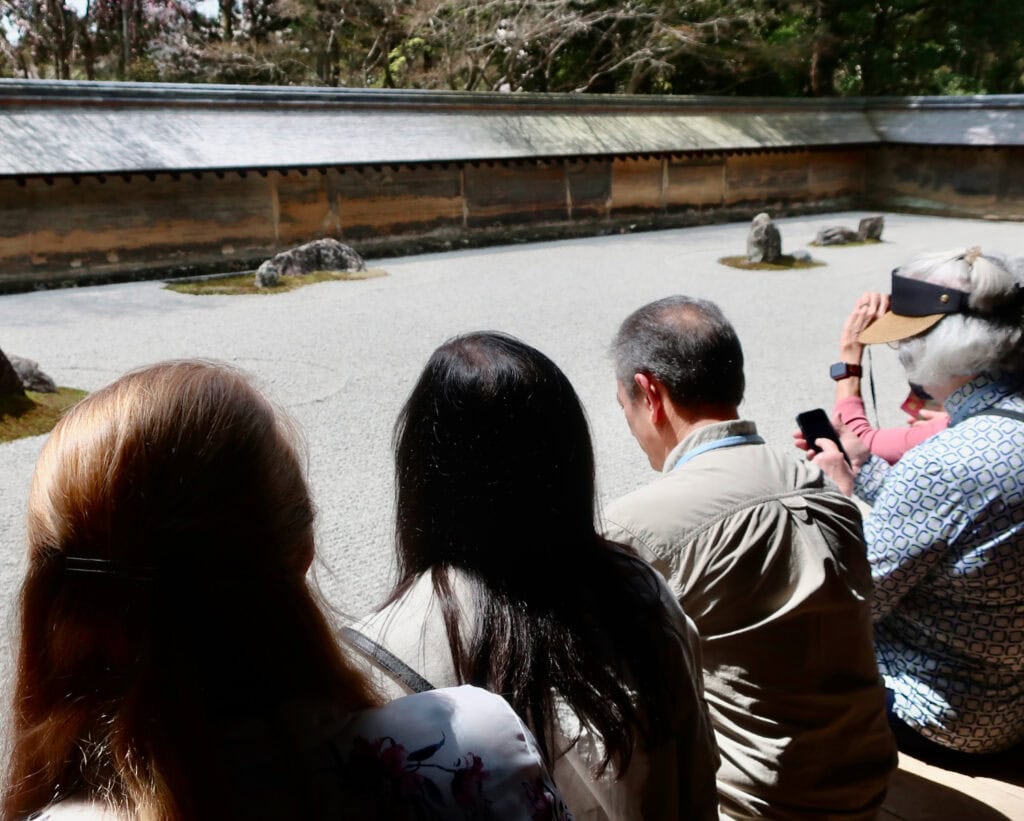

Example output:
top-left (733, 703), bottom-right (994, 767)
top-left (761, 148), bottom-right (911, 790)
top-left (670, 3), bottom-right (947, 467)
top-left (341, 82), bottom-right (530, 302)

top-left (612, 295), bottom-right (745, 408)
top-left (896, 248), bottom-right (1024, 386)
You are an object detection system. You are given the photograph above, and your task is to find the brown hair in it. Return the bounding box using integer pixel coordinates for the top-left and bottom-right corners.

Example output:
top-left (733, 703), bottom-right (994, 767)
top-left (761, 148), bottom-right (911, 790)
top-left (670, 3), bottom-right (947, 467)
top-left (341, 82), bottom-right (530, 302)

top-left (4, 361), bottom-right (377, 819)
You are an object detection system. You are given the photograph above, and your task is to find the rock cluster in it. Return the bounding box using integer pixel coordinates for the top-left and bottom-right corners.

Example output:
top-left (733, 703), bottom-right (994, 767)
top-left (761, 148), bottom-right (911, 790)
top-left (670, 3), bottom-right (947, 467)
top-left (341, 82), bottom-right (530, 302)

top-left (0, 350), bottom-right (55, 396)
top-left (815, 216), bottom-right (885, 246)
top-left (256, 239), bottom-right (366, 288)
top-left (11, 355), bottom-right (56, 393)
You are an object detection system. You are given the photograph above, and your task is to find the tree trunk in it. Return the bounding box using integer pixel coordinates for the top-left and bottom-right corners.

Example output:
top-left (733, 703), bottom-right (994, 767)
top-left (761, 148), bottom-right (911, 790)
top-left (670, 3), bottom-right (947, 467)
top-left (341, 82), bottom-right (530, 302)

top-left (809, 0), bottom-right (837, 95)
top-left (0, 349), bottom-right (25, 397)
top-left (78, 1), bottom-right (96, 80)
top-left (220, 0), bottom-right (234, 40)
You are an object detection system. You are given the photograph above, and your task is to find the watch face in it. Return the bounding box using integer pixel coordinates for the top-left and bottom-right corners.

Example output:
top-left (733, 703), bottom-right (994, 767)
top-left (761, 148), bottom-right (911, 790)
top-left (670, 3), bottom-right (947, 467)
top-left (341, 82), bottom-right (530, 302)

top-left (830, 362), bottom-right (849, 380)
top-left (830, 362), bottom-right (860, 380)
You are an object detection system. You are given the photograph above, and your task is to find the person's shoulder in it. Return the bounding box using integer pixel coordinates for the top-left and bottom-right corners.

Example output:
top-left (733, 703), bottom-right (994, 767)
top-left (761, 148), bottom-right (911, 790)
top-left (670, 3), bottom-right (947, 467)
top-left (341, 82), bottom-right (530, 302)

top-left (333, 686), bottom-right (572, 819)
top-left (342, 685), bottom-right (531, 752)
top-left (887, 413), bottom-right (997, 476)
top-left (605, 468), bottom-right (716, 532)
top-left (892, 405), bottom-right (1024, 493)
top-left (604, 542), bottom-right (687, 609)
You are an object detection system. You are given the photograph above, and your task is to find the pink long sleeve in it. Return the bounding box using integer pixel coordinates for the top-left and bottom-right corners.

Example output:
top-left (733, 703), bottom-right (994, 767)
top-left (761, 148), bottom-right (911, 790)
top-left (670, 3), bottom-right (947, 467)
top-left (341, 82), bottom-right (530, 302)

top-left (834, 395), bottom-right (948, 465)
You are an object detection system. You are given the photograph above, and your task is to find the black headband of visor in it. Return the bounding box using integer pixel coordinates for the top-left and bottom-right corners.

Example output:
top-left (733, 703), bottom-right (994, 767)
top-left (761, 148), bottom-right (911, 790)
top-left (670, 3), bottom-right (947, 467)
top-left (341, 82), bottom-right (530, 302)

top-left (890, 271), bottom-right (972, 317)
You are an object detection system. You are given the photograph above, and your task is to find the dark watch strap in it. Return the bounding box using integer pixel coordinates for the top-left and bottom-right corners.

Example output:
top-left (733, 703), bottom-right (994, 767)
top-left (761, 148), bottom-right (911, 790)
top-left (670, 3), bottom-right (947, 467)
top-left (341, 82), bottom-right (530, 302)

top-left (830, 362), bottom-right (863, 381)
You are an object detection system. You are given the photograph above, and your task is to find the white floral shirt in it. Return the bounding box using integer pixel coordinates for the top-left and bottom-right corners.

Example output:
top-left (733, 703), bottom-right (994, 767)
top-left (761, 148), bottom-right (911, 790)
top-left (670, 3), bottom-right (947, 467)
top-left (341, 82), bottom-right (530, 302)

top-left (35, 686), bottom-right (572, 820)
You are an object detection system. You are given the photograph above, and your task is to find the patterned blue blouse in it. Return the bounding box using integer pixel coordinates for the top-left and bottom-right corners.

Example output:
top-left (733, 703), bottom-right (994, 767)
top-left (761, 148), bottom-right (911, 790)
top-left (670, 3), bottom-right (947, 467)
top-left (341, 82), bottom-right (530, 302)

top-left (855, 374), bottom-right (1024, 753)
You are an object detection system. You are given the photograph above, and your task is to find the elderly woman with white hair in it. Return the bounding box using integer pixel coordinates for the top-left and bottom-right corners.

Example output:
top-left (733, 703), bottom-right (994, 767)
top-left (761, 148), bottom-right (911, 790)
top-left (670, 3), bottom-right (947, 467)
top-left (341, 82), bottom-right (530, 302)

top-left (803, 247), bottom-right (1024, 761)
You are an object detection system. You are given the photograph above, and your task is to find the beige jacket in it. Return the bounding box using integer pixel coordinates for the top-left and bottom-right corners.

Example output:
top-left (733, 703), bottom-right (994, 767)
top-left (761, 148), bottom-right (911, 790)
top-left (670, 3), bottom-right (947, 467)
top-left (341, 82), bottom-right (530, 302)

top-left (605, 420), bottom-right (896, 820)
top-left (352, 554), bottom-right (720, 821)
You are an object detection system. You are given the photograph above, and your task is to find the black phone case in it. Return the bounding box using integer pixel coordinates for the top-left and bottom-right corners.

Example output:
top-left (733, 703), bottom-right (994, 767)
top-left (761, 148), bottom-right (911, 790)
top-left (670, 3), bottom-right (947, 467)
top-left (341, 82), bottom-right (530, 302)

top-left (796, 409), bottom-right (849, 463)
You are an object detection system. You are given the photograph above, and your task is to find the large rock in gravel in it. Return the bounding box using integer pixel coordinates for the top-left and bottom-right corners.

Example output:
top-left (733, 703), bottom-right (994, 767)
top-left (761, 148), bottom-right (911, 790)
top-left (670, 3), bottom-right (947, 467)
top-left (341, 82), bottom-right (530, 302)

top-left (858, 216), bottom-right (884, 241)
top-left (0, 349), bottom-right (23, 396)
top-left (255, 239), bottom-right (366, 288)
top-left (815, 216), bottom-right (884, 245)
top-left (815, 225), bottom-right (860, 245)
top-left (10, 355), bottom-right (56, 393)
top-left (746, 213), bottom-right (782, 263)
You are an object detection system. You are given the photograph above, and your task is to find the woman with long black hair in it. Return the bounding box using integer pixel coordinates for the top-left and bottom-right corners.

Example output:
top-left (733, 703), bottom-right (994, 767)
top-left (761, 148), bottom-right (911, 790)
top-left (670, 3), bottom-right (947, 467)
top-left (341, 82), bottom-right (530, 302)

top-left (352, 332), bottom-right (718, 820)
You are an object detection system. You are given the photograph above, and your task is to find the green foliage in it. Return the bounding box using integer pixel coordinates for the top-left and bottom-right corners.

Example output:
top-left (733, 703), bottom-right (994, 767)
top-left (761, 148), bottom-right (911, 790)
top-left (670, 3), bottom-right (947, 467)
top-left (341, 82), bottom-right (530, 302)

top-left (1, 0), bottom-right (1021, 95)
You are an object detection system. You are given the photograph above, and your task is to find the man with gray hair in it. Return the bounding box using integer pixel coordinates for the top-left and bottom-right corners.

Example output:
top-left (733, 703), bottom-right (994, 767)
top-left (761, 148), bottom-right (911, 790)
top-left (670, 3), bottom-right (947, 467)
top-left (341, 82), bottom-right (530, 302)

top-left (605, 296), bottom-right (895, 819)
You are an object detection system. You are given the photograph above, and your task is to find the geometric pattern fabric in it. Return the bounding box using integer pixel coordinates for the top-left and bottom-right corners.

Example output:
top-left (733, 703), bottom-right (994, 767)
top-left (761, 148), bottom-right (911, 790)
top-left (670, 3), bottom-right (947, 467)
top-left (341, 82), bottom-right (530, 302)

top-left (856, 375), bottom-right (1024, 753)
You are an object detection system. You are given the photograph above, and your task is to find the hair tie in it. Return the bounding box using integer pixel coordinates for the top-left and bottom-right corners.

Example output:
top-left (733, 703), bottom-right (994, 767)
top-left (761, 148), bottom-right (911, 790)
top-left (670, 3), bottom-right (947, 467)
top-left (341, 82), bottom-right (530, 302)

top-left (963, 246), bottom-right (983, 265)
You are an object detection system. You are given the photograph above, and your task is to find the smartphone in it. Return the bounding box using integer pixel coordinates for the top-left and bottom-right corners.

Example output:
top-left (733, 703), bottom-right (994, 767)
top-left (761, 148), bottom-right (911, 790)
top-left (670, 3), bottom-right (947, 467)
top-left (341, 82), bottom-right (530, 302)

top-left (796, 408), bottom-right (849, 464)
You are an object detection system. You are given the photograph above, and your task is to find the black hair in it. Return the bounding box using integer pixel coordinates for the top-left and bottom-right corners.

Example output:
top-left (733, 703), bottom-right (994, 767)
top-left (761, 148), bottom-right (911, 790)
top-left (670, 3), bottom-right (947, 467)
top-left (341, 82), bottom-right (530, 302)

top-left (612, 295), bottom-right (745, 408)
top-left (388, 332), bottom-right (680, 773)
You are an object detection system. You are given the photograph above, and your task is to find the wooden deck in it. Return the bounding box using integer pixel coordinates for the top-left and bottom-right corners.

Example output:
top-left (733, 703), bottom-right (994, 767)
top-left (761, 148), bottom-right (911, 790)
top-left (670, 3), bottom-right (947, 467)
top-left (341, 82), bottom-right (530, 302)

top-left (882, 748), bottom-right (1024, 820)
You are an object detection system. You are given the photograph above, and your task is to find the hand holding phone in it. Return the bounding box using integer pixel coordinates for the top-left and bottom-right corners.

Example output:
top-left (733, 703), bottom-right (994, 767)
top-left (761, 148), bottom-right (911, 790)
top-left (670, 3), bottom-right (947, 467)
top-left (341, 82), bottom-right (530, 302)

top-left (796, 408), bottom-right (850, 465)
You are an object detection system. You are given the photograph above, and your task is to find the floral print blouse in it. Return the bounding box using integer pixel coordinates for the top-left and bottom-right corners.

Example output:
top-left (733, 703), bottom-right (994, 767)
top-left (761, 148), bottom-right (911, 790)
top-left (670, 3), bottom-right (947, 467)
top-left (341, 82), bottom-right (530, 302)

top-left (332, 685), bottom-right (573, 819)
top-left (34, 686), bottom-right (572, 820)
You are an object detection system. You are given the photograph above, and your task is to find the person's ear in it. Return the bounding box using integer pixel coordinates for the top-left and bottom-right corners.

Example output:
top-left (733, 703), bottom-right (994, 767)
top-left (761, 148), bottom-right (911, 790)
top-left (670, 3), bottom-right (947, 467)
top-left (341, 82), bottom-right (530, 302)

top-left (633, 373), bottom-right (665, 424)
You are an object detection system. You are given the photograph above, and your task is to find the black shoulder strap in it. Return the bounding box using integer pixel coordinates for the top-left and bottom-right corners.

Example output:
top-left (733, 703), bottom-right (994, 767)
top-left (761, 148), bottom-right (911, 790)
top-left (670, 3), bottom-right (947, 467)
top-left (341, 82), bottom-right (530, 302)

top-left (341, 626), bottom-right (436, 694)
top-left (962, 408), bottom-right (1024, 424)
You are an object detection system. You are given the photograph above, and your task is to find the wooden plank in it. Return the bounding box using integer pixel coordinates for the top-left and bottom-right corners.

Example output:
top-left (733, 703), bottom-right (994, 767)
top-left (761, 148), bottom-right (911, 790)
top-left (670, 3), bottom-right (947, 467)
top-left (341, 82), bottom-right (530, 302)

top-left (882, 750), bottom-right (1024, 820)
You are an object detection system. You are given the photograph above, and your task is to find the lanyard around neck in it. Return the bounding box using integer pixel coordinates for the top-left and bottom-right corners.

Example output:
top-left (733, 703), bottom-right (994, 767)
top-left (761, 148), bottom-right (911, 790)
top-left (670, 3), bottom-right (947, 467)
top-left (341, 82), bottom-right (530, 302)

top-left (671, 433), bottom-right (765, 471)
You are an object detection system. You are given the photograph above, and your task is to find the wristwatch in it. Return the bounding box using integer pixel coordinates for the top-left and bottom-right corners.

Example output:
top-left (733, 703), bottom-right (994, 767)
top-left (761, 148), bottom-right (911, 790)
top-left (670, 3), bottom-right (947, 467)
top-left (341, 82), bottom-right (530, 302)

top-left (830, 362), bottom-right (863, 381)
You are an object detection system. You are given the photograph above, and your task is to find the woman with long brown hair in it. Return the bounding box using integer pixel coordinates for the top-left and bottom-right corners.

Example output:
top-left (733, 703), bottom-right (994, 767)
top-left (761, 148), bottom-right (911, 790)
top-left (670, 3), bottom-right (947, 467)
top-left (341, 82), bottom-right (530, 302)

top-left (3, 360), bottom-right (568, 820)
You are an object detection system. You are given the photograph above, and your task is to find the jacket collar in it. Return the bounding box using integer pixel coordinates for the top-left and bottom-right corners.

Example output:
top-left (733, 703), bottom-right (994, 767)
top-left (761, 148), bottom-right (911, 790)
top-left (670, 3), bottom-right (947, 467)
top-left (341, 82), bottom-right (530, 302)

top-left (662, 419), bottom-right (759, 474)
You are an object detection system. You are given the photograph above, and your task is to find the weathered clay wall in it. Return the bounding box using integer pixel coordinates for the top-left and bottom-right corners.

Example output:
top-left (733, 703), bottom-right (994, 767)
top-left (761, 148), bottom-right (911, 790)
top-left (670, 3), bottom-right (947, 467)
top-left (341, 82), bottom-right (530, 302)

top-left (867, 146), bottom-right (1024, 221)
top-left (2, 84), bottom-right (1021, 291)
top-left (0, 149), bottom-right (869, 290)
top-left (3, 143), bottom-right (1022, 292)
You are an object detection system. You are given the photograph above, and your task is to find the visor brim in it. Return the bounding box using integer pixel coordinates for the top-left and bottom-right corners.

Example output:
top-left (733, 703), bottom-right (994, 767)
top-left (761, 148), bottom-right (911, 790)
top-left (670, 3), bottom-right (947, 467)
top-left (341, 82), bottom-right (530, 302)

top-left (857, 311), bottom-right (945, 344)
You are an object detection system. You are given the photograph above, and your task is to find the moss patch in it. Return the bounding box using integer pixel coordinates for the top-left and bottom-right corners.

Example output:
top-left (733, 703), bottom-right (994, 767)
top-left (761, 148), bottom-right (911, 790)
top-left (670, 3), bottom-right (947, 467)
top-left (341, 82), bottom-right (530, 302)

top-left (165, 268), bottom-right (388, 296)
top-left (808, 239), bottom-right (883, 248)
top-left (0, 387), bottom-right (88, 444)
top-left (718, 255), bottom-right (827, 271)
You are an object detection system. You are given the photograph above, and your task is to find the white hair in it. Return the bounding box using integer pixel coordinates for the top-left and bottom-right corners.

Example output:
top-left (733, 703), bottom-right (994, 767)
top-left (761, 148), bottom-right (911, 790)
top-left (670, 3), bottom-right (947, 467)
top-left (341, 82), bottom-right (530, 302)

top-left (896, 248), bottom-right (1024, 386)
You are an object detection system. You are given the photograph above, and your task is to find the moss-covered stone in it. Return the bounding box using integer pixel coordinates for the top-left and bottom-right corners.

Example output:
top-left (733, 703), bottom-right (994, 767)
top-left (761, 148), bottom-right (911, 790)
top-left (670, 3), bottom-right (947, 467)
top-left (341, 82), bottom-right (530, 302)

top-left (0, 387), bottom-right (88, 443)
top-left (718, 255), bottom-right (826, 271)
top-left (165, 268), bottom-right (387, 296)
